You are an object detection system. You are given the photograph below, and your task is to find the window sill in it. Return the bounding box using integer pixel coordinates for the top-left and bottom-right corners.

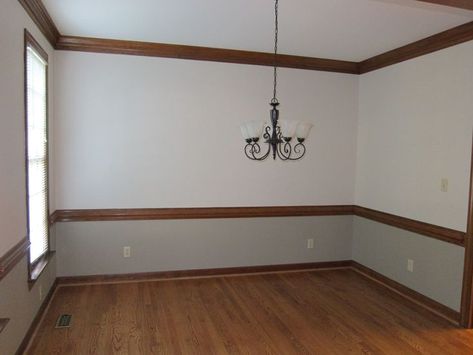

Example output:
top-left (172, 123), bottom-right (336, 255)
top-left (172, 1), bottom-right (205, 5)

top-left (28, 251), bottom-right (55, 289)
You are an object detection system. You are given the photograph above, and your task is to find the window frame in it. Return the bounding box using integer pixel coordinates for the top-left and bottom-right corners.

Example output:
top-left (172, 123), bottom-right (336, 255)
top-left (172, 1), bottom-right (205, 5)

top-left (24, 29), bottom-right (51, 282)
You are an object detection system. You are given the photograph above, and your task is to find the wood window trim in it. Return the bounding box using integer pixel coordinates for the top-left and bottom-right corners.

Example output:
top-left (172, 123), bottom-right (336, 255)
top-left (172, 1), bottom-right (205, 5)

top-left (24, 29), bottom-right (51, 284)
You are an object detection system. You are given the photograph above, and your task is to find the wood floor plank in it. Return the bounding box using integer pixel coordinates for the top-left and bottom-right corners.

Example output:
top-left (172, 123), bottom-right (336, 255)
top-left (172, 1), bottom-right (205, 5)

top-left (25, 269), bottom-right (473, 354)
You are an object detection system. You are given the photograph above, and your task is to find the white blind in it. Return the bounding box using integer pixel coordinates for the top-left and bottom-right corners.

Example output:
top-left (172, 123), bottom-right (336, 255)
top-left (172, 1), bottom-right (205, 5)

top-left (26, 44), bottom-right (49, 264)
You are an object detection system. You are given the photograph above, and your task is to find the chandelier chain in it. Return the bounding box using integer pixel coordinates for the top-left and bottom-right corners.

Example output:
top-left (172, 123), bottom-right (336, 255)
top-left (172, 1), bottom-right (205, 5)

top-left (272, 0), bottom-right (278, 103)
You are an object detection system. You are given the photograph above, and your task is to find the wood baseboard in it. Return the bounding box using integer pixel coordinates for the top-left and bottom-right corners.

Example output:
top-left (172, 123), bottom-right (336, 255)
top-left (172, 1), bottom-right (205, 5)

top-left (15, 279), bottom-right (58, 355)
top-left (57, 260), bottom-right (352, 285)
top-left (351, 261), bottom-right (460, 325)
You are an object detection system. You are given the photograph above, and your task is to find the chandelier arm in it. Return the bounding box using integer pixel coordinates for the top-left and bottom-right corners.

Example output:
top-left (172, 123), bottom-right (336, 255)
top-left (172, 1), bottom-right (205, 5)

top-left (287, 142), bottom-right (306, 161)
top-left (260, 142), bottom-right (272, 160)
top-left (244, 142), bottom-right (271, 161)
top-left (244, 143), bottom-right (257, 160)
top-left (276, 141), bottom-right (291, 160)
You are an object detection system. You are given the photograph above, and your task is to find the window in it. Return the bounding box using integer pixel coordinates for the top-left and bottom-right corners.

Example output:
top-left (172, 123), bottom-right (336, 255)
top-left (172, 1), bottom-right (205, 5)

top-left (24, 30), bottom-right (49, 278)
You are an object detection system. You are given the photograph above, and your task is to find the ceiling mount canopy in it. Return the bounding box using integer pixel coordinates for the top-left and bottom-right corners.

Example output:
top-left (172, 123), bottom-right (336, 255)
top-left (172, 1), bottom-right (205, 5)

top-left (240, 0), bottom-right (313, 161)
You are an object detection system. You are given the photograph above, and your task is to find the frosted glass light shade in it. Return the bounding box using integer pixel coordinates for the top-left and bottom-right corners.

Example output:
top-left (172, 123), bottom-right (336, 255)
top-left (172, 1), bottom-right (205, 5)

top-left (279, 120), bottom-right (298, 138)
top-left (247, 121), bottom-right (264, 139)
top-left (296, 122), bottom-right (313, 139)
top-left (240, 124), bottom-right (251, 140)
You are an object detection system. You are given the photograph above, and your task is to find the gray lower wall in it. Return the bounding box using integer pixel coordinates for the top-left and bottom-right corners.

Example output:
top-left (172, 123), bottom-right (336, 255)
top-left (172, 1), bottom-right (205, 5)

top-left (0, 254), bottom-right (56, 355)
top-left (56, 216), bottom-right (353, 277)
top-left (352, 216), bottom-right (464, 311)
top-left (55, 214), bottom-right (465, 312)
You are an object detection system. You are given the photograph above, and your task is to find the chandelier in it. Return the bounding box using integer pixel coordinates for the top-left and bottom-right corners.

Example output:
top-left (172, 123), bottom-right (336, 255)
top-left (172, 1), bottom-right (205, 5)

top-left (240, 0), bottom-right (313, 161)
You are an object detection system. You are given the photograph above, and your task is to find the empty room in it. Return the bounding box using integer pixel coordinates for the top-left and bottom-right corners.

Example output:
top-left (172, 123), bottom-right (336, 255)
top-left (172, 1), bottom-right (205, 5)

top-left (3, 0), bottom-right (473, 353)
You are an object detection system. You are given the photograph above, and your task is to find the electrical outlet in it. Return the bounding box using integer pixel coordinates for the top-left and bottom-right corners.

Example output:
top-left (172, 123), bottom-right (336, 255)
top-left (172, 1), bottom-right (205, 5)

top-left (123, 246), bottom-right (131, 258)
top-left (407, 259), bottom-right (414, 272)
top-left (307, 238), bottom-right (314, 249)
top-left (39, 284), bottom-right (43, 301)
top-left (440, 178), bottom-right (448, 192)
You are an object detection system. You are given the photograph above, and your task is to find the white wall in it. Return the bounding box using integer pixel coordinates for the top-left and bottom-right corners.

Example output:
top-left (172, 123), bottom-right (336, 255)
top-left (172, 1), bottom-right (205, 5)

top-left (356, 41), bottom-right (473, 231)
top-left (53, 52), bottom-right (358, 209)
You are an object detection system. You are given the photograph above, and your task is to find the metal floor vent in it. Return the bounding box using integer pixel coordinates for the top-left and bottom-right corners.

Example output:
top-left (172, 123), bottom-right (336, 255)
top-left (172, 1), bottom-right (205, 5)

top-left (55, 314), bottom-right (72, 328)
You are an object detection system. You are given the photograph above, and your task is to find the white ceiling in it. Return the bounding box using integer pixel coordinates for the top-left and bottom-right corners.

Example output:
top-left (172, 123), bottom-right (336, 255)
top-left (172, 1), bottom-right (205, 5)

top-left (43, 0), bottom-right (473, 62)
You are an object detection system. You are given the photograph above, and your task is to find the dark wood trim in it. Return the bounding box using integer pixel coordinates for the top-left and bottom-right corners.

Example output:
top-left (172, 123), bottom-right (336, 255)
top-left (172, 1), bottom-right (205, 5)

top-left (0, 318), bottom-right (9, 334)
top-left (0, 237), bottom-right (30, 282)
top-left (15, 1), bottom-right (473, 74)
top-left (48, 210), bottom-right (58, 226)
top-left (52, 205), bottom-right (354, 222)
top-left (55, 36), bottom-right (360, 74)
top-left (50, 205), bottom-right (465, 246)
top-left (29, 251), bottom-right (55, 288)
top-left (417, 0), bottom-right (473, 10)
top-left (15, 279), bottom-right (58, 355)
top-left (460, 134), bottom-right (473, 328)
top-left (18, 0), bottom-right (60, 48)
top-left (57, 260), bottom-right (352, 285)
top-left (353, 205), bottom-right (465, 246)
top-left (24, 29), bottom-right (48, 61)
top-left (359, 21), bottom-right (473, 74)
top-left (351, 261), bottom-right (460, 325)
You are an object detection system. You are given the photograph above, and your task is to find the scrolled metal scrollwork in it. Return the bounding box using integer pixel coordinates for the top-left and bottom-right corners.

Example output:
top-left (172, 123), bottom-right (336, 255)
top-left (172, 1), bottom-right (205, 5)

top-left (244, 139), bottom-right (271, 161)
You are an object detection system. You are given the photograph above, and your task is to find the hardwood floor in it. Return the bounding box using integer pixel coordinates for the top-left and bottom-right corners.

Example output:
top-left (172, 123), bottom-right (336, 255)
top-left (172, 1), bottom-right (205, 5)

top-left (26, 269), bottom-right (473, 354)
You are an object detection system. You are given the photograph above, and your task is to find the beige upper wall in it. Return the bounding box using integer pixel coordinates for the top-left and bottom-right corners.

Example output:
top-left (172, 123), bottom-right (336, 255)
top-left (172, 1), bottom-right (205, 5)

top-left (0, 0), bottom-right (55, 256)
top-left (52, 52), bottom-right (359, 209)
top-left (356, 40), bottom-right (473, 232)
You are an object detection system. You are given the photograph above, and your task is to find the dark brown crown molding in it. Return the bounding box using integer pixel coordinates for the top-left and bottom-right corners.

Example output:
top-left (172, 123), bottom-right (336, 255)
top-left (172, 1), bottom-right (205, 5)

top-left (18, 1), bottom-right (473, 74)
top-left (359, 21), bottom-right (473, 73)
top-left (52, 205), bottom-right (354, 222)
top-left (0, 237), bottom-right (30, 282)
top-left (417, 0), bottom-right (473, 11)
top-left (353, 206), bottom-right (465, 246)
top-left (55, 36), bottom-right (360, 74)
top-left (18, 0), bottom-right (60, 48)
